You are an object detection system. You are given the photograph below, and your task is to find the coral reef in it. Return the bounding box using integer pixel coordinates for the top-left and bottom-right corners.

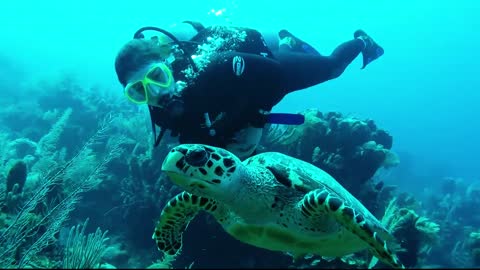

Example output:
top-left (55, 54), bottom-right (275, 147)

top-left (469, 231), bottom-right (480, 266)
top-left (417, 176), bottom-right (480, 268)
top-left (380, 197), bottom-right (440, 268)
top-left (262, 109), bottom-right (398, 194)
top-left (63, 218), bottom-right (109, 269)
top-left (0, 100), bottom-right (121, 268)
top-left (0, 72), bottom-right (467, 269)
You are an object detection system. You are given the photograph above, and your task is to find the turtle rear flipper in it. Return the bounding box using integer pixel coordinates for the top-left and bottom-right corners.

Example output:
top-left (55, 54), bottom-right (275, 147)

top-left (299, 189), bottom-right (404, 269)
top-left (153, 191), bottom-right (219, 256)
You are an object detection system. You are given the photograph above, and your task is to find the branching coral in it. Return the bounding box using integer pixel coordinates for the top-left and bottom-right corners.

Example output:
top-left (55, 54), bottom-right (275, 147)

top-left (0, 132), bottom-right (11, 170)
top-left (424, 177), bottom-right (480, 268)
top-left (114, 155), bottom-right (179, 220)
top-left (63, 218), bottom-right (110, 269)
top-left (34, 74), bottom-right (115, 117)
top-left (31, 107), bottom-right (72, 174)
top-left (0, 114), bottom-right (121, 268)
top-left (467, 231), bottom-right (480, 266)
top-left (380, 197), bottom-right (440, 268)
top-left (382, 198), bottom-right (413, 234)
top-left (415, 217), bottom-right (440, 246)
top-left (37, 107), bottom-right (72, 156)
top-left (466, 181), bottom-right (480, 207)
top-left (146, 255), bottom-right (177, 269)
top-left (104, 110), bottom-right (180, 220)
top-left (450, 239), bottom-right (471, 267)
top-left (0, 108), bottom-right (74, 198)
top-left (292, 253), bottom-right (368, 269)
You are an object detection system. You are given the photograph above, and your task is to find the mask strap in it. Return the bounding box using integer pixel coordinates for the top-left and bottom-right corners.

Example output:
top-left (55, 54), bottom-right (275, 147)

top-left (154, 127), bottom-right (167, 147)
top-left (133, 26), bottom-right (198, 73)
top-left (148, 105), bottom-right (167, 147)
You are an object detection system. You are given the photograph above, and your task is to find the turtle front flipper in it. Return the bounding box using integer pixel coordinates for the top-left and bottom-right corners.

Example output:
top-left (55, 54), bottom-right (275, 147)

top-left (300, 189), bottom-right (405, 269)
top-left (152, 191), bottom-right (219, 256)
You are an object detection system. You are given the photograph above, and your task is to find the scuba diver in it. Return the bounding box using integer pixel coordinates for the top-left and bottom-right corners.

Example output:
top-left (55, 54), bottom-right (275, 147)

top-left (114, 21), bottom-right (384, 159)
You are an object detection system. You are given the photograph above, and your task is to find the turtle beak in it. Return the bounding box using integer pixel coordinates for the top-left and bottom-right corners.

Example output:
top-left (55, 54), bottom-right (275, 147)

top-left (163, 171), bottom-right (191, 187)
top-left (161, 148), bottom-right (185, 174)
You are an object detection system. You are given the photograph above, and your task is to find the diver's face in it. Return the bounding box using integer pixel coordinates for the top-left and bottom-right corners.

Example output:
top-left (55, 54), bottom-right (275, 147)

top-left (124, 62), bottom-right (176, 107)
top-left (145, 83), bottom-right (174, 107)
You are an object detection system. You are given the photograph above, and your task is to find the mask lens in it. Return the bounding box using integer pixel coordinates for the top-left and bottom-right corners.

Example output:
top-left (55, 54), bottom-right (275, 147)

top-left (146, 64), bottom-right (172, 86)
top-left (125, 81), bottom-right (147, 104)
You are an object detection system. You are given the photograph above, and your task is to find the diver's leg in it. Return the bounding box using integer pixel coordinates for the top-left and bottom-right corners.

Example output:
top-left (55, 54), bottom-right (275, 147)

top-left (276, 39), bottom-right (364, 91)
top-left (277, 30), bottom-right (383, 92)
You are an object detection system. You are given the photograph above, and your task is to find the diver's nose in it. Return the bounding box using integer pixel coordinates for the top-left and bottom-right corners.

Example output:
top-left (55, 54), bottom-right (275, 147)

top-left (185, 148), bottom-right (208, 167)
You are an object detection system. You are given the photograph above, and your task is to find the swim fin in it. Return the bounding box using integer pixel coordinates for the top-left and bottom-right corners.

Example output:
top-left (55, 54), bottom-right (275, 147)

top-left (354, 30), bottom-right (384, 69)
top-left (278, 30), bottom-right (321, 56)
top-left (182, 21), bottom-right (206, 32)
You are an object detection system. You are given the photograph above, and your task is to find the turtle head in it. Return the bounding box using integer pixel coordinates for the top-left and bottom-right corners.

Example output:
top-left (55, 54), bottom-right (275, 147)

top-left (162, 144), bottom-right (242, 200)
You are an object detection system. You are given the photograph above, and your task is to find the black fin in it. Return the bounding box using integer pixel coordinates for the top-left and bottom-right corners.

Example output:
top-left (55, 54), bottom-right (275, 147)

top-left (278, 29), bottom-right (321, 56)
top-left (354, 30), bottom-right (384, 69)
top-left (182, 21), bottom-right (206, 33)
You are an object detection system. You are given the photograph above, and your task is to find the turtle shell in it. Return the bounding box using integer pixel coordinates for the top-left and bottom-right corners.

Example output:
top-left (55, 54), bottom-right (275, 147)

top-left (243, 152), bottom-right (392, 239)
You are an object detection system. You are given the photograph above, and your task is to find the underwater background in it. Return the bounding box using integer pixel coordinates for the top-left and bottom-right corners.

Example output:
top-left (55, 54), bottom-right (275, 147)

top-left (0, 0), bottom-right (479, 268)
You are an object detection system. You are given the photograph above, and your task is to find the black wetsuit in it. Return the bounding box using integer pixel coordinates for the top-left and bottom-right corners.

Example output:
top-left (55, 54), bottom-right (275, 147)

top-left (150, 26), bottom-right (365, 148)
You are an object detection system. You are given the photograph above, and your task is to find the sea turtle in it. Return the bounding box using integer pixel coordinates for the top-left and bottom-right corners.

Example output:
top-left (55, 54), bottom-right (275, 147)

top-left (153, 144), bottom-right (404, 269)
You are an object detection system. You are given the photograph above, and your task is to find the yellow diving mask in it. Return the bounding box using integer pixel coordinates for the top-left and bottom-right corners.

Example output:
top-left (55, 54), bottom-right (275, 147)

top-left (124, 62), bottom-right (174, 105)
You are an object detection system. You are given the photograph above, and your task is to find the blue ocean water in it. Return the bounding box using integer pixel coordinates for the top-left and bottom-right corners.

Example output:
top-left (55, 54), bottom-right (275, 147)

top-left (2, 0), bottom-right (478, 183)
top-left (0, 0), bottom-right (479, 268)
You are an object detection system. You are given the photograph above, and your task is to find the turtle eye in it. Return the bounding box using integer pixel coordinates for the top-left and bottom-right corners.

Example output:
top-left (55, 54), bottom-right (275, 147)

top-left (185, 148), bottom-right (208, 167)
